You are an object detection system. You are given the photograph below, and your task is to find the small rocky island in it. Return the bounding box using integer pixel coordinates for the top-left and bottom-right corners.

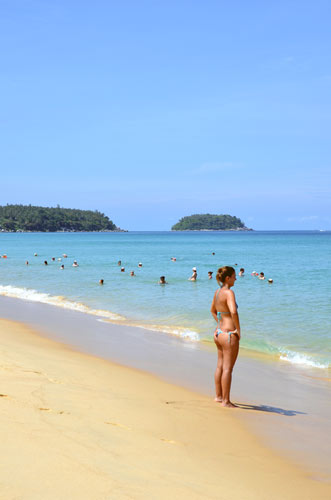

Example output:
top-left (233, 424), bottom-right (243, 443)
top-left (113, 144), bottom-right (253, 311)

top-left (0, 205), bottom-right (124, 232)
top-left (171, 214), bottom-right (252, 231)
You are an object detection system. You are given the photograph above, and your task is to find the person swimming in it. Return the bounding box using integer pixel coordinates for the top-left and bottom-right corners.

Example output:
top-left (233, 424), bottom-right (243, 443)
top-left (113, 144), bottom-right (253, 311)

top-left (208, 271), bottom-right (213, 280)
top-left (72, 260), bottom-right (79, 267)
top-left (189, 267), bottom-right (197, 281)
top-left (239, 268), bottom-right (245, 276)
top-left (159, 276), bottom-right (167, 284)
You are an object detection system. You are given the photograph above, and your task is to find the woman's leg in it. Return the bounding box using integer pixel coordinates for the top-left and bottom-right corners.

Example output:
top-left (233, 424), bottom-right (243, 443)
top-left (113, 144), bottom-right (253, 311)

top-left (214, 342), bottom-right (223, 401)
top-left (219, 335), bottom-right (239, 407)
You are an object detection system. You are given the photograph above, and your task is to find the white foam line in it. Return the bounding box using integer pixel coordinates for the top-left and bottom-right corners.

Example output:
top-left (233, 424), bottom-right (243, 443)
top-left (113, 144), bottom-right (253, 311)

top-left (0, 284), bottom-right (201, 341)
top-left (0, 285), bottom-right (124, 321)
top-left (96, 318), bottom-right (200, 342)
top-left (279, 352), bottom-right (328, 369)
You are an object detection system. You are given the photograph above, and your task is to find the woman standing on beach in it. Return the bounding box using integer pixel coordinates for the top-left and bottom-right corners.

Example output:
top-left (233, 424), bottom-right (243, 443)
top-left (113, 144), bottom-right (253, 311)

top-left (210, 266), bottom-right (240, 408)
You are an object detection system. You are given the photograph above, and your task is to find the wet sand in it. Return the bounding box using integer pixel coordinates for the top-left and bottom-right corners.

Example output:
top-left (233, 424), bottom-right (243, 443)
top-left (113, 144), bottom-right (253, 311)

top-left (0, 295), bottom-right (330, 483)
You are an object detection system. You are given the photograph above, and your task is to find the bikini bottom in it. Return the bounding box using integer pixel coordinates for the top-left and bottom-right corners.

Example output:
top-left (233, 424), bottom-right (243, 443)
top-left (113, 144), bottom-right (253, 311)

top-left (215, 328), bottom-right (237, 343)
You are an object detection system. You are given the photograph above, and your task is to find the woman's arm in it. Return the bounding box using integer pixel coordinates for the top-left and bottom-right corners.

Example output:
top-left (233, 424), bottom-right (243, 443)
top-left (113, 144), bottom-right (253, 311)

top-left (227, 290), bottom-right (241, 339)
top-left (210, 291), bottom-right (218, 322)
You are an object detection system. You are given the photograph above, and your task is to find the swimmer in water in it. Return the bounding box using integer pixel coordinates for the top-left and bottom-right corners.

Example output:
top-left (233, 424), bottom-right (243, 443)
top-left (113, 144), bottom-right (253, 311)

top-left (259, 272), bottom-right (265, 280)
top-left (72, 261), bottom-right (79, 267)
top-left (60, 264), bottom-right (64, 270)
top-left (118, 260), bottom-right (121, 266)
top-left (189, 267), bottom-right (197, 281)
top-left (268, 278), bottom-right (273, 284)
top-left (210, 266), bottom-right (240, 408)
top-left (159, 276), bottom-right (167, 284)
top-left (121, 267), bottom-right (125, 272)
top-left (208, 271), bottom-right (213, 280)
top-left (99, 279), bottom-right (104, 285)
top-left (239, 268), bottom-right (245, 276)
top-left (130, 271), bottom-right (135, 276)
top-left (26, 261), bottom-right (29, 265)
top-left (138, 262), bottom-right (142, 267)
top-left (44, 260), bottom-right (48, 265)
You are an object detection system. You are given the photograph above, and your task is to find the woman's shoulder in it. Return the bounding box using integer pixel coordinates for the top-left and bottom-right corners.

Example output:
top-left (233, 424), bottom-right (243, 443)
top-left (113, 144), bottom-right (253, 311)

top-left (224, 288), bottom-right (235, 298)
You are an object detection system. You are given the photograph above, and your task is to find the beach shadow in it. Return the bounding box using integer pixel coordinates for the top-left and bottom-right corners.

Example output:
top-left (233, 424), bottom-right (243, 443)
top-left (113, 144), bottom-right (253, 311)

top-left (236, 403), bottom-right (305, 416)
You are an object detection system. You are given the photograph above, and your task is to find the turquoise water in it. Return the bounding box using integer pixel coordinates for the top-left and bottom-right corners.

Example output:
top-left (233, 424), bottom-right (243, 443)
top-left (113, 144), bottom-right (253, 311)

top-left (0, 231), bottom-right (330, 369)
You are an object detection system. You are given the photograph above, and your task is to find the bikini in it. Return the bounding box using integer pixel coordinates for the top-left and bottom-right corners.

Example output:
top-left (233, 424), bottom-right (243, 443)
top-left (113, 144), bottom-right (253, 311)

top-left (215, 288), bottom-right (238, 342)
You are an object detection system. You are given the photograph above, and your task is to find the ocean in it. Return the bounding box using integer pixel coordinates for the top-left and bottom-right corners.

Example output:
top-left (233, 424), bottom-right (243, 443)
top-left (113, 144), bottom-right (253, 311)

top-left (0, 230), bottom-right (330, 372)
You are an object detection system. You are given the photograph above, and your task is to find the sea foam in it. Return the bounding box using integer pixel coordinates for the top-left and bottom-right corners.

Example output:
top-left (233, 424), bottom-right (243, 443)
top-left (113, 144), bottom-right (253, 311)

top-left (0, 284), bottom-right (200, 341)
top-left (0, 285), bottom-right (124, 321)
top-left (279, 350), bottom-right (329, 369)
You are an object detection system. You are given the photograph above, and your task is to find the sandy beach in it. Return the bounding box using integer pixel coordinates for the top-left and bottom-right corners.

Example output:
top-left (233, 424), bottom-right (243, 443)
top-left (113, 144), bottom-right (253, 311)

top-left (1, 317), bottom-right (330, 499)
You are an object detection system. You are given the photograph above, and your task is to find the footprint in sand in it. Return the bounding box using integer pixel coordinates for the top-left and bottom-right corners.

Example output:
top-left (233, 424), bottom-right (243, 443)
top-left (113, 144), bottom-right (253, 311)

top-left (105, 422), bottom-right (131, 430)
top-left (46, 377), bottom-right (63, 384)
top-left (161, 438), bottom-right (178, 445)
top-left (23, 370), bottom-right (63, 384)
top-left (38, 407), bottom-right (67, 415)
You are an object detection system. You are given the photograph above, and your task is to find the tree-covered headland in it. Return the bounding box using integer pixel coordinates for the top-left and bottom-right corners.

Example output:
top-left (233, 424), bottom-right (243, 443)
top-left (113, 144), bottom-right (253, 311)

top-left (171, 214), bottom-right (251, 231)
top-left (0, 205), bottom-right (122, 232)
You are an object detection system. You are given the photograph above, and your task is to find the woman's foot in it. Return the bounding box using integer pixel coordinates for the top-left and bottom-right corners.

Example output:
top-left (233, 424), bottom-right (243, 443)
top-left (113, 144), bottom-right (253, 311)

top-left (214, 397), bottom-right (223, 403)
top-left (221, 401), bottom-right (238, 408)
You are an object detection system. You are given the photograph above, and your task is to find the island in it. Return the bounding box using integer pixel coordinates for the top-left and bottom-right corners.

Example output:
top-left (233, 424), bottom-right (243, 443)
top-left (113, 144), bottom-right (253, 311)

top-left (171, 214), bottom-right (252, 231)
top-left (0, 205), bottom-right (124, 232)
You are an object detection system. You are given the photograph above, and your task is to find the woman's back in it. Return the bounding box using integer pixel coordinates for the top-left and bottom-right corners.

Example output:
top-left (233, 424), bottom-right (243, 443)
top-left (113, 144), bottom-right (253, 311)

top-left (215, 288), bottom-right (236, 330)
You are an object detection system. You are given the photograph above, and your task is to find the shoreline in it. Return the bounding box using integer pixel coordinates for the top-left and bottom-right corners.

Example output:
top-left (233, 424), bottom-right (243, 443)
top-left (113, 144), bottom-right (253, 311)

top-left (0, 284), bottom-right (329, 370)
top-left (1, 317), bottom-right (330, 499)
top-left (0, 295), bottom-right (330, 482)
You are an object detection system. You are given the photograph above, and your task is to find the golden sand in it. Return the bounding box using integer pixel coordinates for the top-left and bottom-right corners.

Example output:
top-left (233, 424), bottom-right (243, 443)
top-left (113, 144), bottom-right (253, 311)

top-left (0, 319), bottom-right (329, 499)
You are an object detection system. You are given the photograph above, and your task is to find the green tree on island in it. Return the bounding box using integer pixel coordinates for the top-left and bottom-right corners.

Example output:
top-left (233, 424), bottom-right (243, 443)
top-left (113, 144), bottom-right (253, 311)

top-left (0, 205), bottom-right (120, 232)
top-left (171, 214), bottom-right (248, 231)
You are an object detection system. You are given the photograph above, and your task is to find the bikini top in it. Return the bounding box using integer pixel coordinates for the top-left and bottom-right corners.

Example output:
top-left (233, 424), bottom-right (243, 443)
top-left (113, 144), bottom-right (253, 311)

top-left (216, 287), bottom-right (238, 319)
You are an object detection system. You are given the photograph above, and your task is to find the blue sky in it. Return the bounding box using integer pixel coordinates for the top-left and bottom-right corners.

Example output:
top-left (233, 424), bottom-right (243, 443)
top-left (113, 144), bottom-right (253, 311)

top-left (1, 0), bottom-right (330, 230)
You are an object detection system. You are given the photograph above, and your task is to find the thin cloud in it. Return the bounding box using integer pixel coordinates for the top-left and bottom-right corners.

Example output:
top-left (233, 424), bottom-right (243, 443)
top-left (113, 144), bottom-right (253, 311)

top-left (263, 55), bottom-right (310, 72)
top-left (287, 215), bottom-right (318, 222)
top-left (192, 162), bottom-right (241, 174)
